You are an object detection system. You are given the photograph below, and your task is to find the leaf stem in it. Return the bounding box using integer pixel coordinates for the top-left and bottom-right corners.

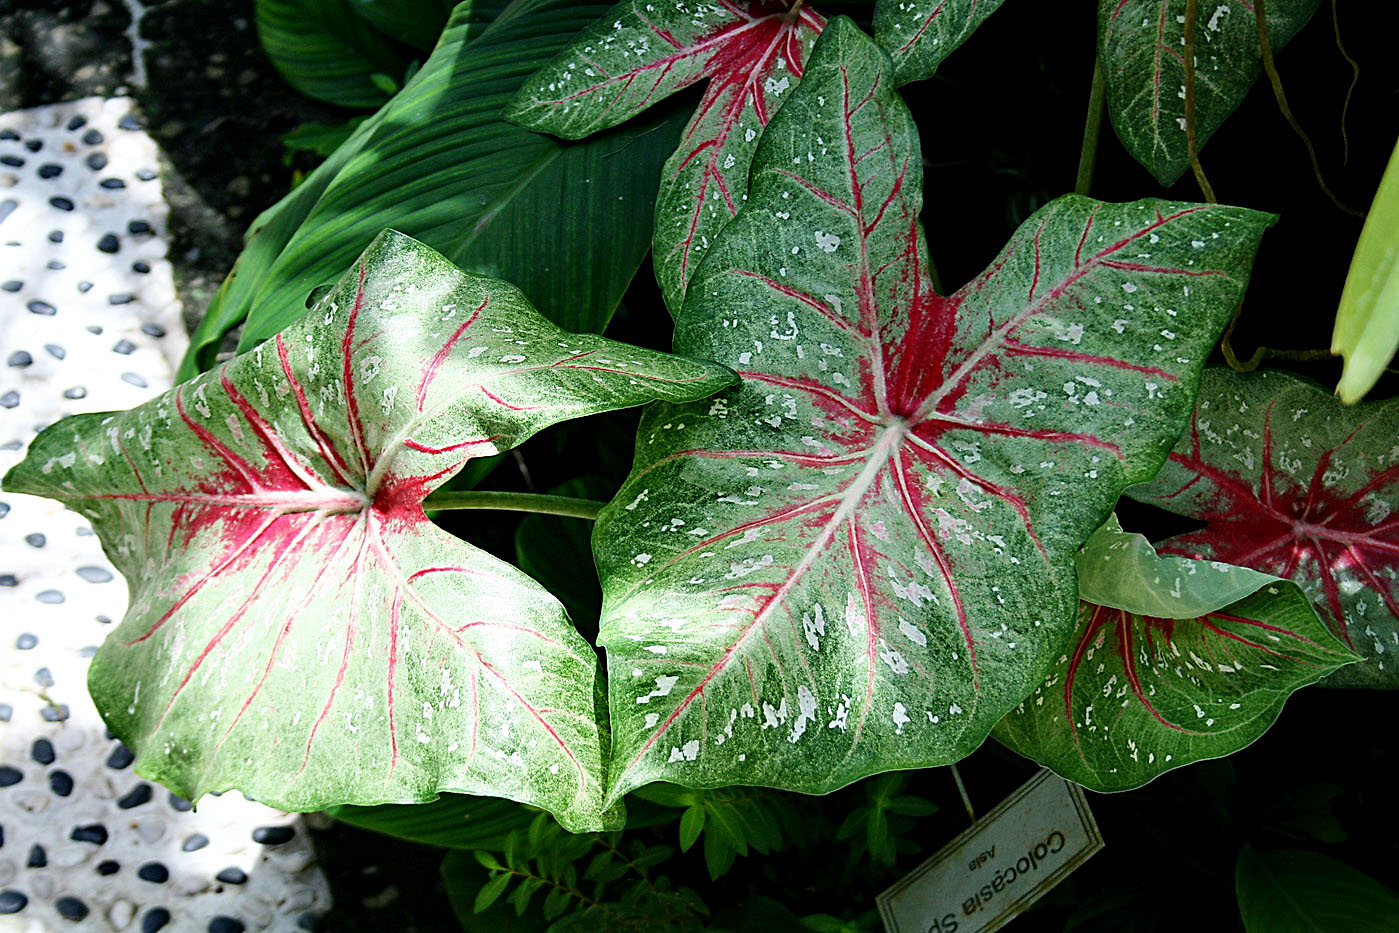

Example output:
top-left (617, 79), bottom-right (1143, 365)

top-left (1183, 0), bottom-right (1217, 203)
top-left (422, 491), bottom-right (606, 520)
top-left (1074, 57), bottom-right (1106, 197)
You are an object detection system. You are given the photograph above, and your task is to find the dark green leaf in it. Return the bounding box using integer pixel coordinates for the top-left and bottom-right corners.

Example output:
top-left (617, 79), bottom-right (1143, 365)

top-left (327, 793), bottom-right (535, 849)
top-left (476, 871), bottom-right (513, 913)
top-left (256, 0), bottom-right (410, 108)
top-left (1236, 846), bottom-right (1399, 933)
top-left (679, 804), bottom-right (705, 852)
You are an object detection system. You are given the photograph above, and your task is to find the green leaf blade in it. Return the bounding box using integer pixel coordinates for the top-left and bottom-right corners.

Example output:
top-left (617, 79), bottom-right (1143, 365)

top-left (5, 232), bottom-right (734, 832)
top-left (1236, 846), bottom-right (1399, 933)
top-left (256, 0), bottom-right (410, 108)
top-left (1333, 139), bottom-right (1399, 404)
top-left (594, 17), bottom-right (1271, 804)
top-left (996, 521), bottom-right (1356, 791)
top-left (873, 0), bottom-right (1006, 85)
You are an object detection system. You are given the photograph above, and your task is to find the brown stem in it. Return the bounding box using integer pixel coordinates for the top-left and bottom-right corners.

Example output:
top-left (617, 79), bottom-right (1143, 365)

top-left (1330, 0), bottom-right (1360, 165)
top-left (1255, 0), bottom-right (1363, 217)
top-left (1221, 305), bottom-right (1333, 373)
top-left (1183, 0), bottom-right (1217, 202)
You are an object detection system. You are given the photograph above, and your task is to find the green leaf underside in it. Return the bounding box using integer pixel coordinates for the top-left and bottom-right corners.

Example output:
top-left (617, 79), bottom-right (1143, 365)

top-left (184, 0), bottom-right (682, 378)
top-left (1098, 0), bottom-right (1319, 185)
top-left (1235, 846), bottom-right (1399, 933)
top-left (593, 18), bottom-right (1272, 804)
top-left (256, 0), bottom-right (410, 108)
top-left (1128, 368), bottom-right (1399, 688)
top-left (329, 792), bottom-right (536, 849)
top-left (994, 520), bottom-right (1354, 791)
top-left (872, 0), bottom-right (1006, 86)
top-left (3, 232), bottom-right (734, 832)
top-left (510, 0), bottom-right (827, 316)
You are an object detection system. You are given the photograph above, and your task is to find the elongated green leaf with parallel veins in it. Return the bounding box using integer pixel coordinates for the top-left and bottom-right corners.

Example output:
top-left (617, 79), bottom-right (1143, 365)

top-left (183, 0), bottom-right (683, 379)
top-left (592, 16), bottom-right (1272, 804)
top-left (257, 0), bottom-right (411, 108)
top-left (509, 0), bottom-right (826, 315)
top-left (1099, 0), bottom-right (1318, 185)
top-left (3, 231), bottom-right (735, 832)
top-left (1128, 368), bottom-right (1399, 688)
top-left (873, 0), bottom-right (1005, 86)
top-left (994, 517), bottom-right (1355, 791)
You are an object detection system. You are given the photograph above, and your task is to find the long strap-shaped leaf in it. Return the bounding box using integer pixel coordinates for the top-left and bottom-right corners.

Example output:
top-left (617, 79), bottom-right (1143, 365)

top-left (594, 17), bottom-right (1273, 804)
top-left (995, 518), bottom-right (1355, 791)
top-left (4, 231), bottom-right (735, 831)
top-left (1099, 0), bottom-right (1319, 185)
top-left (1129, 368), bottom-right (1399, 688)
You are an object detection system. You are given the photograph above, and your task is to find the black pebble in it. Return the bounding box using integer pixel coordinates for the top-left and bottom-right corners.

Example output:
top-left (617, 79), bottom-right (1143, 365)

top-left (63, 387), bottom-right (86, 400)
top-left (119, 115), bottom-right (142, 130)
top-left (96, 614), bottom-right (112, 623)
top-left (27, 844), bottom-right (45, 867)
top-left (0, 129), bottom-right (17, 140)
top-left (0, 200), bottom-right (15, 221)
top-left (0, 391), bottom-right (18, 408)
top-left (168, 793), bottom-right (192, 812)
top-left (48, 771), bottom-right (73, 796)
top-left (136, 168), bottom-right (157, 180)
top-left (30, 739), bottom-right (53, 764)
top-left (24, 533), bottom-right (44, 547)
top-left (66, 115), bottom-right (86, 130)
top-left (0, 766), bottom-right (20, 786)
top-left (76, 566), bottom-right (112, 583)
top-left (44, 260), bottom-right (64, 271)
top-left (128, 220), bottom-right (152, 235)
top-left (40, 705), bottom-right (69, 722)
top-left (35, 590), bottom-right (64, 604)
top-left (0, 891), bottom-right (27, 913)
top-left (96, 860), bottom-right (119, 875)
top-left (16, 634), bottom-right (37, 650)
top-left (0, 155), bottom-right (23, 167)
top-left (121, 372), bottom-right (148, 388)
top-left (215, 867), bottom-right (247, 885)
top-left (182, 834), bottom-right (209, 852)
top-left (86, 153), bottom-right (107, 170)
top-left (1, 280), bottom-right (20, 291)
top-left (142, 908), bottom-right (171, 932)
top-left (27, 300), bottom-right (55, 315)
top-left (112, 339), bottom-right (136, 355)
top-left (140, 322), bottom-right (166, 337)
top-left (7, 351), bottom-right (31, 367)
top-left (34, 668), bottom-right (53, 688)
top-left (209, 917), bottom-right (246, 933)
top-left (108, 293), bottom-right (135, 305)
top-left (85, 324), bottom-right (102, 334)
top-left (252, 825), bottom-right (295, 845)
top-left (22, 139), bottom-right (40, 152)
top-left (55, 896), bottom-right (89, 921)
top-left (97, 233), bottom-right (119, 253)
top-left (76, 281), bottom-right (91, 292)
top-left (82, 129), bottom-right (103, 145)
top-left (44, 344), bottom-right (64, 359)
top-left (48, 196), bottom-right (74, 211)
top-left (118, 783), bottom-right (152, 809)
top-left (47, 230), bottom-right (63, 243)
top-left (37, 164), bottom-right (61, 179)
top-left (70, 823), bottom-right (107, 845)
top-left (106, 744), bottom-right (134, 769)
top-left (132, 261), bottom-right (151, 274)
top-left (99, 178), bottom-right (125, 190)
top-left (137, 862), bottom-right (169, 883)
top-left (0, 574), bottom-right (17, 586)
top-left (297, 913), bottom-right (321, 930)
top-left (0, 705), bottom-right (10, 721)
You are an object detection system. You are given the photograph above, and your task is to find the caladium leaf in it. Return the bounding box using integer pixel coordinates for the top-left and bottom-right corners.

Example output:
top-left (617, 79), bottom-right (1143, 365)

top-left (1128, 368), bottom-right (1399, 688)
top-left (508, 0), bottom-right (827, 314)
top-left (994, 517), bottom-right (1355, 791)
top-left (592, 16), bottom-right (1272, 803)
top-left (872, 0), bottom-right (1006, 86)
top-left (2, 231), bottom-right (735, 831)
top-left (1099, 0), bottom-right (1319, 185)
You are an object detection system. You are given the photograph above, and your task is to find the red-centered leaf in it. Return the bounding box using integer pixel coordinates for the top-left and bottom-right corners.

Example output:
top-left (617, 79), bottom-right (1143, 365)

top-left (1098, 0), bottom-right (1319, 185)
top-left (592, 17), bottom-right (1273, 803)
top-left (872, 0), bottom-right (1006, 86)
top-left (994, 517), bottom-right (1355, 791)
top-left (508, 0), bottom-right (826, 314)
top-left (1128, 368), bottom-right (1399, 688)
top-left (1, 231), bottom-right (735, 831)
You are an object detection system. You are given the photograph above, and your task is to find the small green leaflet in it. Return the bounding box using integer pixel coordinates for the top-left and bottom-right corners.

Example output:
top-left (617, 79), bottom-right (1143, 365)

top-left (1128, 368), bottom-right (1399, 688)
top-left (995, 517), bottom-right (1355, 791)
top-left (593, 17), bottom-right (1272, 804)
top-left (3, 231), bottom-right (734, 832)
top-left (873, 0), bottom-right (1005, 86)
top-left (1098, 0), bottom-right (1319, 185)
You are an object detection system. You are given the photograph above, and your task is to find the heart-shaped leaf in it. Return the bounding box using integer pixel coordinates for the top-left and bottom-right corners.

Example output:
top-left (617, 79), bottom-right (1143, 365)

top-left (873, 0), bottom-right (1006, 86)
top-left (3, 231), bottom-right (735, 831)
top-left (183, 0), bottom-right (684, 378)
top-left (1128, 368), bottom-right (1399, 688)
top-left (1099, 0), bottom-right (1319, 185)
top-left (592, 17), bottom-right (1273, 803)
top-left (994, 517), bottom-right (1356, 791)
top-left (509, 0), bottom-right (827, 315)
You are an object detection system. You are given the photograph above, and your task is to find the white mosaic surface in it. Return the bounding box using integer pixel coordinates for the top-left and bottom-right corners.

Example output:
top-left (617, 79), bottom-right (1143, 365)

top-left (0, 97), bottom-right (329, 932)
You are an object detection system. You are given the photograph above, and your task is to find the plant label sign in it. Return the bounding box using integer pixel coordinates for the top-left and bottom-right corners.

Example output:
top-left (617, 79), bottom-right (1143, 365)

top-left (877, 771), bottom-right (1102, 933)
